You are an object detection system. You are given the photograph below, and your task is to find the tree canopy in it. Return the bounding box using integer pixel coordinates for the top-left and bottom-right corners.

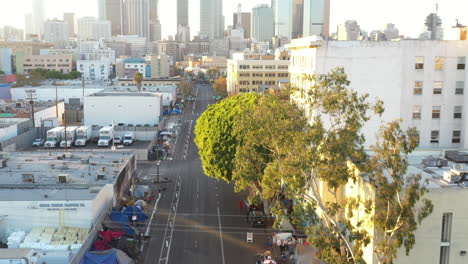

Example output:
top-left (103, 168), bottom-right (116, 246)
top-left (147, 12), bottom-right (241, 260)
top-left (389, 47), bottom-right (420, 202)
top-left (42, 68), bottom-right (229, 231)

top-left (133, 72), bottom-right (143, 92)
top-left (213, 76), bottom-right (227, 97)
top-left (195, 68), bottom-right (431, 264)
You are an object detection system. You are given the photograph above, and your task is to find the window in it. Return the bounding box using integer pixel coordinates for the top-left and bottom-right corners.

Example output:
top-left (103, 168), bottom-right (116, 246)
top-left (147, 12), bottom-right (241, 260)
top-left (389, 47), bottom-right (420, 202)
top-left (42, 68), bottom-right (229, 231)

top-left (414, 130), bottom-right (420, 145)
top-left (415, 56), bottom-right (424, 69)
top-left (452, 131), bottom-right (461, 143)
top-left (440, 213), bottom-right (452, 264)
top-left (432, 106), bottom-right (441, 119)
top-left (435, 57), bottom-right (445, 70)
top-left (278, 73), bottom-right (289, 78)
top-left (240, 65), bottom-right (250, 70)
top-left (457, 56), bottom-right (466, 70)
top-left (454, 106), bottom-right (462, 119)
top-left (412, 106), bottom-right (421, 119)
top-left (431, 130), bottom-right (440, 143)
top-left (456, 81), bottom-right (464, 94)
top-left (433, 81), bottom-right (443, 94)
top-left (252, 65), bottom-right (263, 69)
top-left (414, 81), bottom-right (423, 95)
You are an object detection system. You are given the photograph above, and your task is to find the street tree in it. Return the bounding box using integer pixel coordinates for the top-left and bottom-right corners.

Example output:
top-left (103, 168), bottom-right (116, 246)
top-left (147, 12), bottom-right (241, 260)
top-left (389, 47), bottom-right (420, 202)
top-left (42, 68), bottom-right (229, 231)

top-left (207, 67), bottom-right (220, 82)
top-left (178, 79), bottom-right (193, 98)
top-left (133, 72), bottom-right (144, 92)
top-left (213, 76), bottom-right (227, 97)
top-left (368, 120), bottom-right (433, 264)
top-left (194, 93), bottom-right (259, 182)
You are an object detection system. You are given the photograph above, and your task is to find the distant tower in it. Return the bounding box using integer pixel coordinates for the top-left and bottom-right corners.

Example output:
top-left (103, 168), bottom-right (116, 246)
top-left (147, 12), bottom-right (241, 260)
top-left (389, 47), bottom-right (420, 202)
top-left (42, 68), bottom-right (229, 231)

top-left (237, 3), bottom-right (242, 28)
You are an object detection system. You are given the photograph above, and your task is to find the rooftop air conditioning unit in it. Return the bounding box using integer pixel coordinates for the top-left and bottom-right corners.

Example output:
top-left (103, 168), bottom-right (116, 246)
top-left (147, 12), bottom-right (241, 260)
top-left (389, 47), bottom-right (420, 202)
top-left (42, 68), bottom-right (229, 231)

top-left (58, 175), bottom-right (68, 183)
top-left (97, 174), bottom-right (106, 180)
top-left (0, 159), bottom-right (6, 168)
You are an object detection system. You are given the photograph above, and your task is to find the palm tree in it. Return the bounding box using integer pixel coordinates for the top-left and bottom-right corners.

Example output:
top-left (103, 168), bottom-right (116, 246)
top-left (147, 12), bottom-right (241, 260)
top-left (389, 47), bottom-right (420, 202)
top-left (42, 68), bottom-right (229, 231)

top-left (133, 72), bottom-right (144, 92)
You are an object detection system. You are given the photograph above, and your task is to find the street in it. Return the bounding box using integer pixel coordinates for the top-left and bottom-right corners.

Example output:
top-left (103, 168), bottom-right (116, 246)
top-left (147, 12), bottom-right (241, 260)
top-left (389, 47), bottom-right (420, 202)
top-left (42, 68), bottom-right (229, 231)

top-left (138, 84), bottom-right (272, 263)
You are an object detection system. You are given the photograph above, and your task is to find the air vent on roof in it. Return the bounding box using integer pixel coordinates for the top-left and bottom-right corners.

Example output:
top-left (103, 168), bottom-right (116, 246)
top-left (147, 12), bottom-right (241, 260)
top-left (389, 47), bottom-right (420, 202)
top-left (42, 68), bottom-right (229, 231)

top-left (0, 159), bottom-right (6, 168)
top-left (58, 175), bottom-right (68, 183)
top-left (22, 174), bottom-right (34, 183)
top-left (64, 153), bottom-right (73, 159)
top-left (97, 174), bottom-right (106, 180)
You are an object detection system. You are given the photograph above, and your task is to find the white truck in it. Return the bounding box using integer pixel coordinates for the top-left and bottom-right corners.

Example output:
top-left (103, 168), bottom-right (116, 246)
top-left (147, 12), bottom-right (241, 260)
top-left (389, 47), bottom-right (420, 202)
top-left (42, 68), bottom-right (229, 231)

top-left (98, 126), bottom-right (114, 147)
top-left (74, 126), bottom-right (92, 146)
top-left (59, 126), bottom-right (79, 148)
top-left (0, 248), bottom-right (41, 264)
top-left (123, 131), bottom-right (135, 145)
top-left (44, 127), bottom-right (64, 148)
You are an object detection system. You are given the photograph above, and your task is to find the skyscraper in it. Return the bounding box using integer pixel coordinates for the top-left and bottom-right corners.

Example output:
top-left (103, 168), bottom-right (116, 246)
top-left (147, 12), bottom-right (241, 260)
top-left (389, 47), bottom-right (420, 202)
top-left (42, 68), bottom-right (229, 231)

top-left (98, 0), bottom-right (107, 20)
top-left (302, 0), bottom-right (330, 37)
top-left (251, 5), bottom-right (274, 42)
top-left (123, 0), bottom-right (150, 39)
top-left (292, 0), bottom-right (303, 39)
top-left (24, 14), bottom-right (33, 38)
top-left (200, 0), bottom-right (223, 39)
top-left (105, 0), bottom-right (124, 36)
top-left (63, 13), bottom-right (76, 38)
top-left (233, 12), bottom-right (252, 39)
top-left (32, 0), bottom-right (46, 39)
top-left (149, 0), bottom-right (161, 42)
top-left (337, 20), bottom-right (361, 40)
top-left (177, 0), bottom-right (190, 42)
top-left (78, 17), bottom-right (97, 40)
top-left (44, 19), bottom-right (69, 47)
top-left (275, 0), bottom-right (293, 39)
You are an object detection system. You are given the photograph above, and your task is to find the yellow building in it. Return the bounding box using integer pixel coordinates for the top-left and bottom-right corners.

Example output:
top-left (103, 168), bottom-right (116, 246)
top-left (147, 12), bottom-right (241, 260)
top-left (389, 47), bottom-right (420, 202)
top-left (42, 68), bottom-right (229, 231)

top-left (227, 52), bottom-right (290, 94)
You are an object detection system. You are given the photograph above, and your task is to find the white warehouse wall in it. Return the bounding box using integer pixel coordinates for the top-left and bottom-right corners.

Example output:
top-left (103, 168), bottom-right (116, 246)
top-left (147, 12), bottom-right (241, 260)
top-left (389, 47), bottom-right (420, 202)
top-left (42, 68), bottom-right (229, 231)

top-left (84, 93), bottom-right (163, 126)
top-left (11, 87), bottom-right (105, 104)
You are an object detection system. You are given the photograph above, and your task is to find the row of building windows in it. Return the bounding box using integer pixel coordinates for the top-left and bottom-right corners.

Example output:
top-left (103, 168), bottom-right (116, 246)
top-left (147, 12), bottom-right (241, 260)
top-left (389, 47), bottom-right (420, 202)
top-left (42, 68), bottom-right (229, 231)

top-left (429, 130), bottom-right (461, 144)
top-left (413, 81), bottom-right (464, 95)
top-left (412, 105), bottom-right (463, 119)
top-left (415, 56), bottom-right (465, 70)
top-left (239, 80), bottom-right (278, 86)
top-left (239, 73), bottom-right (288, 78)
top-left (239, 65), bottom-right (289, 70)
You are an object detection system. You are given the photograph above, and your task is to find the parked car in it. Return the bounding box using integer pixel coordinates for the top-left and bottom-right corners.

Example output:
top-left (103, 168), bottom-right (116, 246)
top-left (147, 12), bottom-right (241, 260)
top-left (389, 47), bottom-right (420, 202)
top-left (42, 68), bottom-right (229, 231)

top-left (248, 211), bottom-right (266, 227)
top-left (114, 136), bottom-right (123, 144)
top-left (32, 138), bottom-right (45, 147)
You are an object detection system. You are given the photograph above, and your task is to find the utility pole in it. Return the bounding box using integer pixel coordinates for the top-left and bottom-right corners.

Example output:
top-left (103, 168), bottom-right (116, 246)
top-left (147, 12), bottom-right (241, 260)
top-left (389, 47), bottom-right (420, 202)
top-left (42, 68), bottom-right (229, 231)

top-left (62, 113), bottom-right (68, 152)
top-left (55, 81), bottom-right (59, 119)
top-left (25, 88), bottom-right (36, 128)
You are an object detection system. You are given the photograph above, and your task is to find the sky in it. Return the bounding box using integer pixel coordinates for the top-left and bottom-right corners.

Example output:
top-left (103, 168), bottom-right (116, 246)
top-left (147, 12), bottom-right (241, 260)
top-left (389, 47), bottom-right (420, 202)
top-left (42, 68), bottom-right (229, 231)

top-left (0, 0), bottom-right (467, 39)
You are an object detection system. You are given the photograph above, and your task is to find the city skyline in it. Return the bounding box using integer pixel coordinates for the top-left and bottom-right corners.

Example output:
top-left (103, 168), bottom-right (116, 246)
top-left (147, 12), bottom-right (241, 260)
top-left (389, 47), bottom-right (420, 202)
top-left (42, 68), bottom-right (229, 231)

top-left (0, 0), bottom-right (466, 39)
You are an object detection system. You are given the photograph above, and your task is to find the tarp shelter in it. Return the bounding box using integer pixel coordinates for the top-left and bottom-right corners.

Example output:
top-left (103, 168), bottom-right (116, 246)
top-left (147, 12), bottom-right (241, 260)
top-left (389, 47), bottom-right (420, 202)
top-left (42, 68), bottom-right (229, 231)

top-left (81, 248), bottom-right (134, 264)
top-left (110, 207), bottom-right (148, 235)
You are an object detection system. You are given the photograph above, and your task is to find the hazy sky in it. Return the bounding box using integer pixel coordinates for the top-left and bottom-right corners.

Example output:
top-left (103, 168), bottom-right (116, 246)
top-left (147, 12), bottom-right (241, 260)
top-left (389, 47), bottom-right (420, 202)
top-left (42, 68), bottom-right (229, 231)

top-left (0, 0), bottom-right (467, 39)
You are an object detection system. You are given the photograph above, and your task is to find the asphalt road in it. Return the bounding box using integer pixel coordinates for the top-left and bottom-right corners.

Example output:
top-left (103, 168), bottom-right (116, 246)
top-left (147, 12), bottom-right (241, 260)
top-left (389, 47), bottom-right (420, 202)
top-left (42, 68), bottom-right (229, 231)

top-left (138, 84), bottom-right (272, 264)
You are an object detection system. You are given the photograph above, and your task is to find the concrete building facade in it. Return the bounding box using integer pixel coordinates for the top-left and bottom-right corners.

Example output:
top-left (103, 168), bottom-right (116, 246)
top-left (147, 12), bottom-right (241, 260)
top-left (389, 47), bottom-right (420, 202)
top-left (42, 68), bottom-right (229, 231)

top-left (337, 20), bottom-right (362, 40)
top-left (149, 54), bottom-right (170, 78)
top-left (44, 19), bottom-right (69, 48)
top-left (77, 58), bottom-right (112, 81)
top-left (23, 54), bottom-right (73, 73)
top-left (124, 0), bottom-right (150, 39)
top-left (275, 0), bottom-right (293, 40)
top-left (63, 13), bottom-right (76, 38)
top-left (288, 37), bottom-right (468, 149)
top-left (227, 51), bottom-right (290, 94)
top-left (84, 92), bottom-right (163, 126)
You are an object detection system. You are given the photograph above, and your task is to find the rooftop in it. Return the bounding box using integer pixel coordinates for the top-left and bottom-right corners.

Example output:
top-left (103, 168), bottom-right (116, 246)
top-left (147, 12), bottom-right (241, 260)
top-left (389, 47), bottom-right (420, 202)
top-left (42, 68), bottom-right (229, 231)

top-left (88, 91), bottom-right (163, 97)
top-left (0, 151), bottom-right (134, 186)
top-left (0, 187), bottom-right (100, 201)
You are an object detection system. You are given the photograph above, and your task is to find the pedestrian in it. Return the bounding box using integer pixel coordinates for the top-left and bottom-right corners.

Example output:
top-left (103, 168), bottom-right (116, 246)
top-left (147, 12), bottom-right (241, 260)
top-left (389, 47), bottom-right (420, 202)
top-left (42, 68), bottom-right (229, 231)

top-left (239, 200), bottom-right (244, 211)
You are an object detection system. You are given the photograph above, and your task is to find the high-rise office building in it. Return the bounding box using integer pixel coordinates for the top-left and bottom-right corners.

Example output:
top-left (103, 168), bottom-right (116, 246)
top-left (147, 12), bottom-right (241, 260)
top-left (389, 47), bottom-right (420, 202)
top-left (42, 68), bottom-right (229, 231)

top-left (24, 14), bottom-right (33, 38)
top-left (78, 17), bottom-right (97, 40)
top-left (93, 20), bottom-right (112, 40)
top-left (420, 13), bottom-right (443, 40)
top-left (275, 0), bottom-right (293, 39)
top-left (149, 0), bottom-right (162, 42)
top-left (177, 0), bottom-right (190, 42)
top-left (200, 0), bottom-right (223, 39)
top-left (44, 19), bottom-right (69, 47)
top-left (233, 4), bottom-right (252, 40)
top-left (292, 0), bottom-right (303, 39)
top-left (337, 20), bottom-right (361, 40)
top-left (32, 0), bottom-right (46, 39)
top-left (302, 0), bottom-right (330, 37)
top-left (105, 0), bottom-right (124, 36)
top-left (98, 0), bottom-right (106, 20)
top-left (251, 5), bottom-right (274, 43)
top-left (63, 13), bottom-right (76, 38)
top-left (124, 0), bottom-right (150, 39)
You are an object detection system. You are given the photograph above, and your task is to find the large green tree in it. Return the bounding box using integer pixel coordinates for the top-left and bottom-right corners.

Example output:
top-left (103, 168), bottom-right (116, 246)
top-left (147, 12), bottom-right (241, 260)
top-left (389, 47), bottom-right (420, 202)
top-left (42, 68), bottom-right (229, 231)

top-left (195, 93), bottom-right (259, 181)
top-left (368, 120), bottom-right (433, 264)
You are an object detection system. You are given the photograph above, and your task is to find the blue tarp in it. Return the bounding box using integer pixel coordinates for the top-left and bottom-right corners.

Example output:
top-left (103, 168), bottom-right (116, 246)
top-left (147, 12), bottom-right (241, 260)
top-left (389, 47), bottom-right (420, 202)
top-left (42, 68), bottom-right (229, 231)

top-left (81, 249), bottom-right (117, 264)
top-left (110, 207), bottom-right (148, 235)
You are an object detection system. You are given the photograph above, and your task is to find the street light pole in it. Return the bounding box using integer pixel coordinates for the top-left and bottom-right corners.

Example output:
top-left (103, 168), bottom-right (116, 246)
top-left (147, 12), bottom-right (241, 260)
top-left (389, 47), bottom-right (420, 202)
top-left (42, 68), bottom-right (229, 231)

top-left (156, 160), bottom-right (160, 183)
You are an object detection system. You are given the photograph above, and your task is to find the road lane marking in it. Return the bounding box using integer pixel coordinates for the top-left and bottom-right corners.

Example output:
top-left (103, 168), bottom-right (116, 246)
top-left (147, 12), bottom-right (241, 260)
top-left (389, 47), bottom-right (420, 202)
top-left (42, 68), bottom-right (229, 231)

top-left (142, 192), bottom-right (162, 259)
top-left (217, 207), bottom-right (226, 264)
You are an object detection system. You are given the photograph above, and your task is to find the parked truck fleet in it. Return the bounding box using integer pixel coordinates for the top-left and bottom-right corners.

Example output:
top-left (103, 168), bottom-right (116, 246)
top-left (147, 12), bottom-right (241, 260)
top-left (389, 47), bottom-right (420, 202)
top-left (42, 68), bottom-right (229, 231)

top-left (98, 126), bottom-right (114, 147)
top-left (44, 127), bottom-right (64, 148)
top-left (74, 126), bottom-right (92, 146)
top-left (59, 126), bottom-right (79, 148)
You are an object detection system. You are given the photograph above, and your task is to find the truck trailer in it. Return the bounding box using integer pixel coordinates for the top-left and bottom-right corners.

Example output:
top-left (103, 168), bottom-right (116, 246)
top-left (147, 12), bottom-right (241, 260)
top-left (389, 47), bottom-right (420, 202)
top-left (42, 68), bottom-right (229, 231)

top-left (98, 126), bottom-right (114, 147)
top-left (74, 126), bottom-right (93, 146)
top-left (59, 126), bottom-right (79, 148)
top-left (44, 127), bottom-right (64, 148)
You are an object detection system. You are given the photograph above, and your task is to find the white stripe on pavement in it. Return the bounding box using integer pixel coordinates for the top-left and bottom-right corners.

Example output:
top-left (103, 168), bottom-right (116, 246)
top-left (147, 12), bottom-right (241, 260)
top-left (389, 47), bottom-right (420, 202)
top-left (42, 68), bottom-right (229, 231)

top-left (217, 207), bottom-right (226, 264)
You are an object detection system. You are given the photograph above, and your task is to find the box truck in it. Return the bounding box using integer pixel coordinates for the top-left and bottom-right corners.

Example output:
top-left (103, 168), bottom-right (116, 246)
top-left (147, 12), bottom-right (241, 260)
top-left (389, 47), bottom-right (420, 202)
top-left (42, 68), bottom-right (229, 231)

top-left (59, 126), bottom-right (79, 148)
top-left (98, 126), bottom-right (114, 147)
top-left (44, 127), bottom-right (64, 148)
top-left (123, 132), bottom-right (135, 145)
top-left (74, 126), bottom-right (92, 146)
